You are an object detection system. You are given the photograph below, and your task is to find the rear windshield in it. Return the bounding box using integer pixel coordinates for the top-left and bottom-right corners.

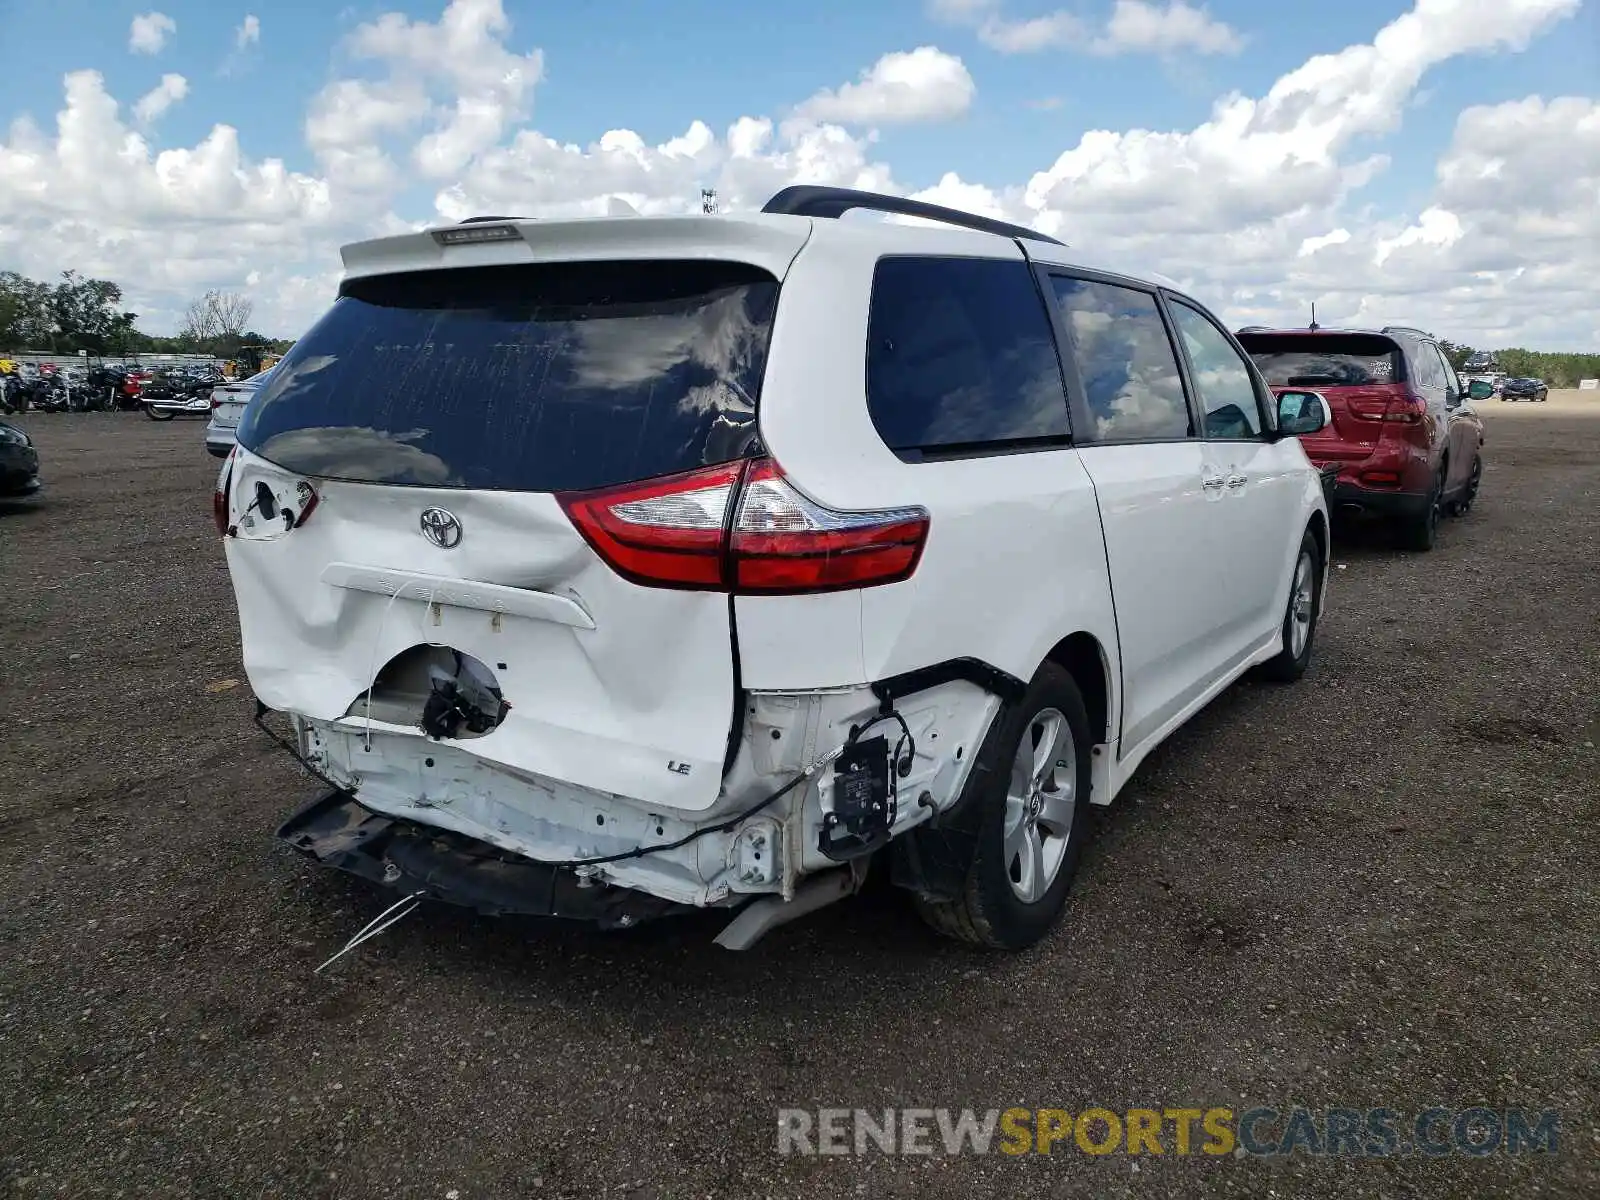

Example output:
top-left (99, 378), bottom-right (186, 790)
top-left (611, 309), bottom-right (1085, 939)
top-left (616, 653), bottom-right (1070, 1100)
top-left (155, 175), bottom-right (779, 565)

top-left (236, 260), bottom-right (779, 492)
top-left (1238, 334), bottom-right (1404, 388)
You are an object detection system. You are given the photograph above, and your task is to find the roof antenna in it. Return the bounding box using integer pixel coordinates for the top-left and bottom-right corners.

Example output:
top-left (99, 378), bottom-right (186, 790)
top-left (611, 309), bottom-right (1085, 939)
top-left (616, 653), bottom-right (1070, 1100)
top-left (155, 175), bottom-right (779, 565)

top-left (1309, 302), bottom-right (1320, 332)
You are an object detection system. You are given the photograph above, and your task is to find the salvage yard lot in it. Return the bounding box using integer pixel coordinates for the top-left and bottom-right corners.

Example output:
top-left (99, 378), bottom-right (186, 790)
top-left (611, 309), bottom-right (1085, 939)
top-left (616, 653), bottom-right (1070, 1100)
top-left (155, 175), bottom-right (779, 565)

top-left (2, 397), bottom-right (1597, 1199)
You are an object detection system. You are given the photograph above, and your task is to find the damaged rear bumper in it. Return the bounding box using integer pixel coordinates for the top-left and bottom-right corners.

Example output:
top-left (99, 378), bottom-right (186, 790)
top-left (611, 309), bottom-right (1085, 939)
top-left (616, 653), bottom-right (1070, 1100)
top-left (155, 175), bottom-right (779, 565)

top-left (279, 789), bottom-right (694, 929)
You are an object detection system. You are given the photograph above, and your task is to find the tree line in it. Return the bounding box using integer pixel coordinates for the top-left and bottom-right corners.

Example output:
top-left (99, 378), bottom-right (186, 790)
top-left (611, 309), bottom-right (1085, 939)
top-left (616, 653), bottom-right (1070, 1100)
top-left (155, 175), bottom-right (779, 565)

top-left (0, 269), bottom-right (293, 360)
top-left (1437, 341), bottom-right (1598, 388)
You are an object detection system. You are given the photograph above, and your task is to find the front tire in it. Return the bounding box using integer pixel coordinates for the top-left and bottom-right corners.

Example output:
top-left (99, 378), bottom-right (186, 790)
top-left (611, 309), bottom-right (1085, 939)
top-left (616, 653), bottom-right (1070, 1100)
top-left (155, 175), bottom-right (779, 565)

top-left (1258, 530), bottom-right (1322, 683)
top-left (914, 662), bottom-right (1092, 951)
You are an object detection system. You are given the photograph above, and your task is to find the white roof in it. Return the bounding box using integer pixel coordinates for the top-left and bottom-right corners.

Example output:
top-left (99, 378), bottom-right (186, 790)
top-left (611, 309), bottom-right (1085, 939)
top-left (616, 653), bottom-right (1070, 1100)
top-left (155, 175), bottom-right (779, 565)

top-left (338, 210), bottom-right (1183, 298)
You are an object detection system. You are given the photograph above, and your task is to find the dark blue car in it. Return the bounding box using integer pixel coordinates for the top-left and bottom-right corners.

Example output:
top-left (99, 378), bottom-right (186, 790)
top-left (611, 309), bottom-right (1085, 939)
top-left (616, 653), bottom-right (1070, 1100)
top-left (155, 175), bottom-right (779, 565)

top-left (1500, 377), bottom-right (1548, 402)
top-left (0, 419), bottom-right (40, 498)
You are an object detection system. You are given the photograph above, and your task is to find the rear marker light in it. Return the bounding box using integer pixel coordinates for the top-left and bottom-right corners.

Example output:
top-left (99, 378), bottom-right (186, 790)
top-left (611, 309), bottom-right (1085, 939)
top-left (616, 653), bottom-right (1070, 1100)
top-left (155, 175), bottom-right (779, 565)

top-left (559, 458), bottom-right (929, 594)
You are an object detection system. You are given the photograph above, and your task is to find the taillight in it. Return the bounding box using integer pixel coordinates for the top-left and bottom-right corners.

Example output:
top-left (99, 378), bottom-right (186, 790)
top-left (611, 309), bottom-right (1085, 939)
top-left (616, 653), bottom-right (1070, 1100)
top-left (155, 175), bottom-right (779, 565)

top-left (559, 461), bottom-right (742, 588)
top-left (558, 458), bottom-right (929, 594)
top-left (213, 450), bottom-right (235, 536)
top-left (209, 390), bottom-right (220, 409)
top-left (730, 460), bottom-right (927, 593)
top-left (1349, 393), bottom-right (1425, 424)
top-left (1384, 393), bottom-right (1426, 424)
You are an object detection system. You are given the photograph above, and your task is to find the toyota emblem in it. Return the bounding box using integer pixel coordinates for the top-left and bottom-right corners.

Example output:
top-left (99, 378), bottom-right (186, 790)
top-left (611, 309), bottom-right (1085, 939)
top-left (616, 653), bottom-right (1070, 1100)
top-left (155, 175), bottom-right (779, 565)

top-left (419, 507), bottom-right (463, 549)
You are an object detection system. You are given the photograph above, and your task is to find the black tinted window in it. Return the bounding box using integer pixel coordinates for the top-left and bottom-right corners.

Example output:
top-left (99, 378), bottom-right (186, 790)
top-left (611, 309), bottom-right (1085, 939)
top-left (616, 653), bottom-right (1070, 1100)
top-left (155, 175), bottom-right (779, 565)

top-left (236, 261), bottom-right (778, 492)
top-left (1049, 277), bottom-right (1191, 440)
top-left (1240, 334), bottom-right (1404, 387)
top-left (866, 257), bottom-right (1069, 457)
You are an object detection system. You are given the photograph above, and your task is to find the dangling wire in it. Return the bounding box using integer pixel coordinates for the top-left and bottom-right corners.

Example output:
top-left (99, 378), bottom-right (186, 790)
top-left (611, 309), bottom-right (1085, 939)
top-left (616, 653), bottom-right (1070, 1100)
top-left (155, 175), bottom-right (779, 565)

top-left (314, 889), bottom-right (427, 975)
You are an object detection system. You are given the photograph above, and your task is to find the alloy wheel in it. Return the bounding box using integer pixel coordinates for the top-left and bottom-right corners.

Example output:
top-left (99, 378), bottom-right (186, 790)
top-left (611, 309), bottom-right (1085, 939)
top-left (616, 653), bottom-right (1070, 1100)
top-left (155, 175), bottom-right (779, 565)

top-left (1002, 708), bottom-right (1077, 903)
top-left (1289, 550), bottom-right (1316, 659)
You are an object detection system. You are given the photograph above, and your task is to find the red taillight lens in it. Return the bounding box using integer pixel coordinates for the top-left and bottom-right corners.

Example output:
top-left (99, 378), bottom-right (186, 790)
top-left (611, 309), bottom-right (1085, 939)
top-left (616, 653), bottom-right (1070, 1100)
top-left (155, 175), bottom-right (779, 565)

top-left (559, 458), bottom-right (930, 594)
top-left (1384, 393), bottom-right (1426, 423)
top-left (730, 460), bottom-right (928, 593)
top-left (559, 462), bottom-right (743, 588)
top-left (213, 451), bottom-right (235, 536)
top-left (209, 391), bottom-right (221, 409)
top-left (1350, 393), bottom-right (1425, 424)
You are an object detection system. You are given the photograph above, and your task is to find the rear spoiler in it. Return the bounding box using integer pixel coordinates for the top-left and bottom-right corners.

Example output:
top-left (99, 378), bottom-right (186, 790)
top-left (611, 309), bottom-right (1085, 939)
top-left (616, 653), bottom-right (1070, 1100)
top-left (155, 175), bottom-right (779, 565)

top-left (340, 214), bottom-right (815, 283)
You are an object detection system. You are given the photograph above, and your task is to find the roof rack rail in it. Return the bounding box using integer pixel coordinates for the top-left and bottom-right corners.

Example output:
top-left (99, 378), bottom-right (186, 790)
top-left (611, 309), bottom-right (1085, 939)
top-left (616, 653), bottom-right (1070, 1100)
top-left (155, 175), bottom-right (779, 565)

top-left (1381, 325), bottom-right (1433, 338)
top-left (761, 185), bottom-right (1065, 247)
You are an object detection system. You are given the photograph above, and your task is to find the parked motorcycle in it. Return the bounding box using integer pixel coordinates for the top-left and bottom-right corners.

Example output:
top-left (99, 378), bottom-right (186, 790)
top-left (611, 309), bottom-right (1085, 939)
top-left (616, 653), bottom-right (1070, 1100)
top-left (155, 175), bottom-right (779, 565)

top-left (27, 375), bottom-right (70, 413)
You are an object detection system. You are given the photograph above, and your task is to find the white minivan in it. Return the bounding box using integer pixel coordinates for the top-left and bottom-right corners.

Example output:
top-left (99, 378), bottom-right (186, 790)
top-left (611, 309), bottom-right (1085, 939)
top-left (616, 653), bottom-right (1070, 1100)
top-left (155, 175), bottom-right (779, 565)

top-left (218, 187), bottom-right (1332, 951)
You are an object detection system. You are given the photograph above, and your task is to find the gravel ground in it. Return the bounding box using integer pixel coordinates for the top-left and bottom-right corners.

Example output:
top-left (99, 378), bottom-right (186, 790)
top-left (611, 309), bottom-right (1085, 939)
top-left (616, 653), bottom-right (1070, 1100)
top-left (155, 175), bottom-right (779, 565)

top-left (1, 402), bottom-right (1597, 1200)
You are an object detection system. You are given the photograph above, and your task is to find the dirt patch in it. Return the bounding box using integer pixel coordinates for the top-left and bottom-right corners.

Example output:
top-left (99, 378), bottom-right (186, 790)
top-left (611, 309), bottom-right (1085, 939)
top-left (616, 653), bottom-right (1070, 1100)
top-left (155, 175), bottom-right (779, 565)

top-left (1, 411), bottom-right (1598, 1199)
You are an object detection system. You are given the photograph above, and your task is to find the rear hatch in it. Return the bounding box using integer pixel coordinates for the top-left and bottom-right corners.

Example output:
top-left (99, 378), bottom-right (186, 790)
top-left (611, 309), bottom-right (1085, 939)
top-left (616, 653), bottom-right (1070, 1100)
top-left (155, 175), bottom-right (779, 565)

top-left (1238, 332), bottom-right (1407, 463)
top-left (224, 231), bottom-right (803, 813)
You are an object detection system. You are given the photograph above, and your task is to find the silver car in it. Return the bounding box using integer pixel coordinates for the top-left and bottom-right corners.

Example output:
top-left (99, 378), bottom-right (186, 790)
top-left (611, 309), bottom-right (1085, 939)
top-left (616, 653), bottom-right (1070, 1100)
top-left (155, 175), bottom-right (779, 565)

top-left (205, 366), bottom-right (276, 458)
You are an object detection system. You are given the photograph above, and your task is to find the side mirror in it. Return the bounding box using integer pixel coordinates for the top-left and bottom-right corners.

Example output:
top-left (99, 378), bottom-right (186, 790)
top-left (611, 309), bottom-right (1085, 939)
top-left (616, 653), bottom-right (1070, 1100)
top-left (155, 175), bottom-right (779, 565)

top-left (1466, 379), bottom-right (1495, 401)
top-left (1277, 389), bottom-right (1330, 436)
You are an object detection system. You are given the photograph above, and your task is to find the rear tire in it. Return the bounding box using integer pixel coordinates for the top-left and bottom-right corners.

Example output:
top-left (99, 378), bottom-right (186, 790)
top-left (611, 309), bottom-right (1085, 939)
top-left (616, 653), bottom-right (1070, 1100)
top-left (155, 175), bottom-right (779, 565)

top-left (1257, 530), bottom-right (1322, 683)
top-left (913, 662), bottom-right (1092, 951)
top-left (1449, 455), bottom-right (1482, 516)
top-left (144, 404), bottom-right (174, 421)
top-left (1399, 467), bottom-right (1442, 552)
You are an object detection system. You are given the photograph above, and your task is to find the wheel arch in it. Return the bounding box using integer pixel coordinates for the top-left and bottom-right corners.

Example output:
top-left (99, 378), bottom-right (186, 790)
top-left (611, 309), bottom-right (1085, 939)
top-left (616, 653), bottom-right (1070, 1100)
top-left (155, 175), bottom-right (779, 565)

top-left (1306, 508), bottom-right (1328, 571)
top-left (1041, 631), bottom-right (1112, 749)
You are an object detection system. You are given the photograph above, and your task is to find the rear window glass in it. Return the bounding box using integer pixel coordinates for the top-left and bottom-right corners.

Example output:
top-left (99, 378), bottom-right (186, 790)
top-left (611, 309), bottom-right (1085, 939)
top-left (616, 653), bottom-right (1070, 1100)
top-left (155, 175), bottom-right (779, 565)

top-left (236, 260), bottom-right (778, 492)
top-left (866, 256), bottom-right (1070, 458)
top-left (1239, 334), bottom-right (1404, 387)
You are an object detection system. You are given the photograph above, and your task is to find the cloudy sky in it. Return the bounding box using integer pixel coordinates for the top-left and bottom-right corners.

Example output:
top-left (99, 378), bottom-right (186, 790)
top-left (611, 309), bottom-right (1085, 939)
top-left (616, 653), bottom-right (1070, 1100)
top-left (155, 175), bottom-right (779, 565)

top-left (0, 0), bottom-right (1595, 347)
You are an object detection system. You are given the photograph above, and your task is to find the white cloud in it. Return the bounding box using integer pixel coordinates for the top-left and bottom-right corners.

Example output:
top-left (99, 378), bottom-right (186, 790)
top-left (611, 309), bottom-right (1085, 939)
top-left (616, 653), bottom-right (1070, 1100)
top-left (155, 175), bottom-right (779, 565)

top-left (306, 0), bottom-right (544, 183)
top-left (236, 15), bottom-right (261, 49)
top-left (1095, 1), bottom-right (1244, 56)
top-left (132, 73), bottom-right (189, 125)
top-left (0, 0), bottom-right (1593, 351)
top-left (0, 69), bottom-right (336, 332)
top-left (794, 47), bottom-right (975, 125)
top-left (931, 0), bottom-right (1242, 57)
top-left (128, 12), bottom-right (176, 55)
top-left (1298, 228), bottom-right (1351, 257)
top-left (980, 13), bottom-right (1087, 53)
top-left (1374, 207), bottom-right (1465, 264)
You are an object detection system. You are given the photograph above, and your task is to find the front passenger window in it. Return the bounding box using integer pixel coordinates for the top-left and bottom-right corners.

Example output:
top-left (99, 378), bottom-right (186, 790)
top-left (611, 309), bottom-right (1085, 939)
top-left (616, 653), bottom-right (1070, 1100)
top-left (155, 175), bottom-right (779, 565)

top-left (1168, 301), bottom-right (1264, 439)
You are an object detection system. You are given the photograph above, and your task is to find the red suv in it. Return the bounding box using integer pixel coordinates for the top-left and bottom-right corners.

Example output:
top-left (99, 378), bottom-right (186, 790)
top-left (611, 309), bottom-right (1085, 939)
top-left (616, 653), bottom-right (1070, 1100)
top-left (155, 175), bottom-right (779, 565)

top-left (1235, 325), bottom-right (1487, 551)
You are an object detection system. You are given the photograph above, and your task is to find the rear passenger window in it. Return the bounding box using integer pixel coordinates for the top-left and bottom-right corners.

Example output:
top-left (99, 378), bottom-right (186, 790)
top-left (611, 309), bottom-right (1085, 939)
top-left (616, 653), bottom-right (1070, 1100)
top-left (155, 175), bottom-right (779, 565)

top-left (866, 257), bottom-right (1070, 458)
top-left (1048, 277), bottom-right (1191, 440)
top-left (1413, 345), bottom-right (1443, 391)
top-left (1168, 300), bottom-right (1265, 439)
